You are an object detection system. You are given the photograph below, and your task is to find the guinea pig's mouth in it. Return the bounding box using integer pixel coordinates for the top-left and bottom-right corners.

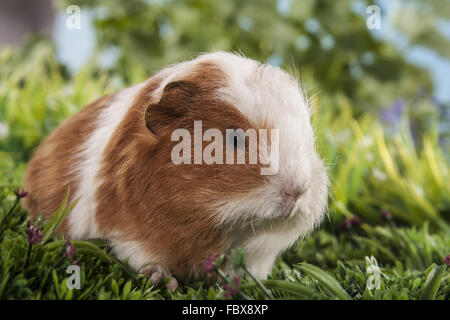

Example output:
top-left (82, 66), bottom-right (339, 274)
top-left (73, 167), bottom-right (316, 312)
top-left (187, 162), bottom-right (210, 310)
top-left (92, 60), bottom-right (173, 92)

top-left (273, 201), bottom-right (298, 220)
top-left (240, 202), bottom-right (299, 226)
top-left (240, 205), bottom-right (300, 230)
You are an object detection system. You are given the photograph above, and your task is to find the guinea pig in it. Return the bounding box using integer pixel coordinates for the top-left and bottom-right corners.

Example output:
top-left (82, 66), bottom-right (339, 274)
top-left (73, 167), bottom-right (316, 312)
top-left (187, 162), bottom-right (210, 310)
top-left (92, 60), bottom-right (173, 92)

top-left (23, 52), bottom-right (329, 289)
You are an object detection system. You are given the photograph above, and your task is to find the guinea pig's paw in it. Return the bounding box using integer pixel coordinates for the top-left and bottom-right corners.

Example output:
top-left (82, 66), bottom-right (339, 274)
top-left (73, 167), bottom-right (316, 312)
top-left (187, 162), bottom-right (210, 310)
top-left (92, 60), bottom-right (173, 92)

top-left (165, 277), bottom-right (179, 292)
top-left (140, 264), bottom-right (178, 291)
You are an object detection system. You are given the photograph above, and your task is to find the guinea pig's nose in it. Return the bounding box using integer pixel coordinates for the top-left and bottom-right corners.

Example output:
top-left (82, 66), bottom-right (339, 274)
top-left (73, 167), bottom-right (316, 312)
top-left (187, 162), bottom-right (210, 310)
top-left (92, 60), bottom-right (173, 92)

top-left (281, 185), bottom-right (305, 204)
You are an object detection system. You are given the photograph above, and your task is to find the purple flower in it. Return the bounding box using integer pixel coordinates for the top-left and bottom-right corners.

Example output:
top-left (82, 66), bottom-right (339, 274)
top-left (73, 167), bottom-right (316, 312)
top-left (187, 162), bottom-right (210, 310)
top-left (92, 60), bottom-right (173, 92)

top-left (339, 216), bottom-right (361, 231)
top-left (25, 225), bottom-right (43, 244)
top-left (443, 255), bottom-right (450, 266)
top-left (379, 99), bottom-right (405, 125)
top-left (64, 240), bottom-right (77, 261)
top-left (380, 210), bottom-right (392, 221)
top-left (339, 218), bottom-right (352, 230)
top-left (224, 276), bottom-right (240, 299)
top-left (351, 216), bottom-right (361, 227)
top-left (15, 189), bottom-right (28, 199)
top-left (203, 252), bottom-right (219, 274)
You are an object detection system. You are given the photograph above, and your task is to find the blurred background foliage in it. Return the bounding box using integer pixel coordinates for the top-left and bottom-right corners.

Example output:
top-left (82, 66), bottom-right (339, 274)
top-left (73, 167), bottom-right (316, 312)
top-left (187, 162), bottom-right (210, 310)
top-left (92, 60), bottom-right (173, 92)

top-left (53, 0), bottom-right (448, 125)
top-left (56, 0), bottom-right (431, 105)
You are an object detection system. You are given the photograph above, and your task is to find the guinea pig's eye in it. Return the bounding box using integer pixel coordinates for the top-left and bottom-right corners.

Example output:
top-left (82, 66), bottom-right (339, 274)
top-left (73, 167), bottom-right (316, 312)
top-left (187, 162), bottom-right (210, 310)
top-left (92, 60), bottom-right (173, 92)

top-left (227, 130), bottom-right (245, 150)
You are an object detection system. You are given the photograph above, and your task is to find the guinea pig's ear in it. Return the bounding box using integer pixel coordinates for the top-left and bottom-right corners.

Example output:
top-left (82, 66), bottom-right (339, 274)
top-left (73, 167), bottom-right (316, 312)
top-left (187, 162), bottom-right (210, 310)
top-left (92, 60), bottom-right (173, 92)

top-left (145, 80), bottom-right (197, 135)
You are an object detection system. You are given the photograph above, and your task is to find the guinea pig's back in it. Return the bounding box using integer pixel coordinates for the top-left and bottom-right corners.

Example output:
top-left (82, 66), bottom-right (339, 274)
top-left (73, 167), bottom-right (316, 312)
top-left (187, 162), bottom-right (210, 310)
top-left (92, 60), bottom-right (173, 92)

top-left (22, 84), bottom-right (144, 236)
top-left (22, 93), bottom-right (112, 233)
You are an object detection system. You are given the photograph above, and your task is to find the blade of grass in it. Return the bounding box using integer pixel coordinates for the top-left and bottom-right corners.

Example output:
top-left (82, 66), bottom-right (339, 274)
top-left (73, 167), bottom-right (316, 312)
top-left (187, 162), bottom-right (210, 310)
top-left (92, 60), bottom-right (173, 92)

top-left (296, 262), bottom-right (351, 300)
top-left (420, 264), bottom-right (447, 300)
top-left (240, 279), bottom-right (321, 299)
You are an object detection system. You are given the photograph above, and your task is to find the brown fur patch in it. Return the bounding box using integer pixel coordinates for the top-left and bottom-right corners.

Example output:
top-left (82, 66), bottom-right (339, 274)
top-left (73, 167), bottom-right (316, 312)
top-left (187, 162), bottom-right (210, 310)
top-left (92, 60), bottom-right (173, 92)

top-left (95, 62), bottom-right (268, 279)
top-left (22, 94), bottom-right (113, 234)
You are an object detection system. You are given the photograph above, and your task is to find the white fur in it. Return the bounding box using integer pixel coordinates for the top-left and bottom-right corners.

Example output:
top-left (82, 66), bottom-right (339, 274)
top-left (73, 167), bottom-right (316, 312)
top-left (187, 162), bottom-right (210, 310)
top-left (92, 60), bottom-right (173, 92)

top-left (68, 84), bottom-right (145, 240)
top-left (109, 232), bottom-right (163, 272)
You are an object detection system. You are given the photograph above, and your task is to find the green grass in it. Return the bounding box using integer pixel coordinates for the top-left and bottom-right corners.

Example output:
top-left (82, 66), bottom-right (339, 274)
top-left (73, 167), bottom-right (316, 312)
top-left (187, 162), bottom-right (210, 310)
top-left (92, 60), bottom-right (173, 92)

top-left (0, 187), bottom-right (448, 300)
top-left (0, 42), bottom-right (449, 300)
